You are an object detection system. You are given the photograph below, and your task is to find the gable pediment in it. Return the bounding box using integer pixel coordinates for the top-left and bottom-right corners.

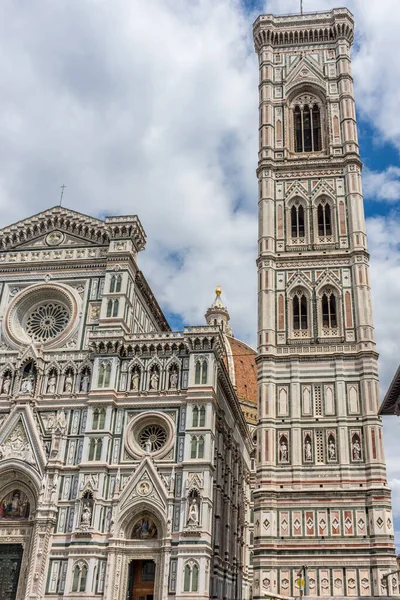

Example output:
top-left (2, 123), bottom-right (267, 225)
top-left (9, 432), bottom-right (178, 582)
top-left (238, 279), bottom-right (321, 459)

top-left (0, 205), bottom-right (146, 253)
top-left (14, 231), bottom-right (99, 250)
top-left (119, 457), bottom-right (168, 514)
top-left (285, 56), bottom-right (325, 94)
top-left (0, 206), bottom-right (107, 251)
top-left (0, 406), bottom-right (47, 474)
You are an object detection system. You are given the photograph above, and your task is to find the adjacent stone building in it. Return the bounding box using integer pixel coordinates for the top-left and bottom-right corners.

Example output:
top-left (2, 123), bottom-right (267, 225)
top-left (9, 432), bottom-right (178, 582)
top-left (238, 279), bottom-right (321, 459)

top-left (252, 7), bottom-right (398, 600)
top-left (0, 207), bottom-right (254, 600)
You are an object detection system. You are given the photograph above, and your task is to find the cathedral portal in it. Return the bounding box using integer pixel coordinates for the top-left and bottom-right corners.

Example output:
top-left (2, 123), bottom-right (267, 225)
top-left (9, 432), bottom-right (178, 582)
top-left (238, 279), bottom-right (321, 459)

top-left (0, 544), bottom-right (23, 600)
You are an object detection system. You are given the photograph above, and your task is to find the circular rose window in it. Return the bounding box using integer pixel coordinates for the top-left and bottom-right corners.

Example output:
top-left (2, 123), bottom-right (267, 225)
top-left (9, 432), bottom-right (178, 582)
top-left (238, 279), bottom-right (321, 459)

top-left (139, 424), bottom-right (167, 452)
top-left (126, 412), bottom-right (175, 459)
top-left (4, 283), bottom-right (79, 348)
top-left (25, 302), bottom-right (70, 342)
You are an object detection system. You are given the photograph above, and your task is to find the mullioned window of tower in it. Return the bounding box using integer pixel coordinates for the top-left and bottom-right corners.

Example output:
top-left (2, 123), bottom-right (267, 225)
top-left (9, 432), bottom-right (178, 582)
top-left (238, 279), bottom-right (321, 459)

top-left (294, 104), bottom-right (321, 153)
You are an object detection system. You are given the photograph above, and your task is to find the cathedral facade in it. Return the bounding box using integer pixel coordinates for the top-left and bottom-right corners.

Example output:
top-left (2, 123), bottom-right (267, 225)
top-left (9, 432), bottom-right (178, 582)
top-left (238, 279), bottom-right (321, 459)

top-left (0, 209), bottom-right (254, 600)
top-left (253, 7), bottom-right (398, 600)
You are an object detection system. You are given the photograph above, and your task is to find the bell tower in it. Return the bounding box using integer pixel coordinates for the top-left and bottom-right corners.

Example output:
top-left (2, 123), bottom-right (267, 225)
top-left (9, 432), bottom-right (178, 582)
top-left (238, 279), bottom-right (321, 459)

top-left (253, 8), bottom-right (397, 600)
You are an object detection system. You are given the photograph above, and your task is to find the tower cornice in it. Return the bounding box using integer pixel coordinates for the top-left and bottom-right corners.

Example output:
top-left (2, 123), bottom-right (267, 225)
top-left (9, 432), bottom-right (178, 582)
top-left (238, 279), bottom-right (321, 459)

top-left (253, 8), bottom-right (354, 52)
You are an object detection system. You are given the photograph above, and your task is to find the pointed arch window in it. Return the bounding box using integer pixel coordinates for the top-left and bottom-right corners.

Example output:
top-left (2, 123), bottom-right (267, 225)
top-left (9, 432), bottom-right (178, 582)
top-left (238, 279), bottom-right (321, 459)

top-left (93, 409), bottom-right (99, 430)
top-left (115, 275), bottom-right (122, 293)
top-left (201, 361), bottom-right (208, 384)
top-left (293, 292), bottom-right (308, 330)
top-left (106, 300), bottom-right (112, 318)
top-left (184, 562), bottom-right (199, 592)
top-left (98, 362), bottom-right (111, 388)
top-left (110, 276), bottom-right (116, 293)
top-left (317, 201), bottom-right (332, 237)
top-left (192, 407), bottom-right (199, 427)
top-left (72, 563), bottom-right (88, 593)
top-left (198, 435), bottom-right (204, 458)
top-left (199, 406), bottom-right (206, 427)
top-left (195, 359), bottom-right (208, 385)
top-left (88, 438), bottom-right (103, 461)
top-left (190, 435), bottom-right (205, 459)
top-left (112, 299), bottom-right (119, 317)
top-left (291, 204), bottom-right (305, 238)
top-left (293, 101), bottom-right (322, 153)
top-left (322, 290), bottom-right (337, 329)
top-left (93, 408), bottom-right (106, 430)
top-left (192, 406), bottom-right (199, 427)
top-left (195, 361), bottom-right (201, 384)
top-left (191, 436), bottom-right (198, 459)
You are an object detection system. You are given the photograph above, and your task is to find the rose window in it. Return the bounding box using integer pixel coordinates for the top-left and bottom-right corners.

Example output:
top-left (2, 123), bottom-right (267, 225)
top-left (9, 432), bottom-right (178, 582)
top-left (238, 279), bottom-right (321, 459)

top-left (139, 424), bottom-right (167, 452)
top-left (5, 283), bottom-right (79, 348)
top-left (25, 302), bottom-right (70, 342)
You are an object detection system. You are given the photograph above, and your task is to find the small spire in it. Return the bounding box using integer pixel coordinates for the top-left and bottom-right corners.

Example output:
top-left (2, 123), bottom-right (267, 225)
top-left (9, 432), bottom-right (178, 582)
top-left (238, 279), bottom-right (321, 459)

top-left (205, 286), bottom-right (233, 336)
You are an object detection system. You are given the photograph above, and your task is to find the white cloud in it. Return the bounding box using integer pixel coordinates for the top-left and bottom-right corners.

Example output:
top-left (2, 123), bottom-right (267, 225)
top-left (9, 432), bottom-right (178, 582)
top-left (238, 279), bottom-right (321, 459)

top-left (0, 0), bottom-right (259, 343)
top-left (363, 167), bottom-right (400, 202)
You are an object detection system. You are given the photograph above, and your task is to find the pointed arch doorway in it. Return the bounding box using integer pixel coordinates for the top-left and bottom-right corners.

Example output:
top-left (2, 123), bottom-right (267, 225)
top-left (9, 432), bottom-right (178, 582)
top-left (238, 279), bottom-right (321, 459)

top-left (105, 508), bottom-right (170, 600)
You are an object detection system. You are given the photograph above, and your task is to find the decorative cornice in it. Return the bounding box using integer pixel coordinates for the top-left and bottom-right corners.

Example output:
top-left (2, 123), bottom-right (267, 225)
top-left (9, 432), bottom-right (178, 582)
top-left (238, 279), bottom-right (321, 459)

top-left (0, 206), bottom-right (146, 253)
top-left (134, 271), bottom-right (170, 332)
top-left (253, 9), bottom-right (354, 52)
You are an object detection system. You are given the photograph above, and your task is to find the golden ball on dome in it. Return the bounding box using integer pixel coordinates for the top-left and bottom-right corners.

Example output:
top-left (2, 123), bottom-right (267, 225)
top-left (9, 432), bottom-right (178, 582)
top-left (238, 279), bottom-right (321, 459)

top-left (215, 285), bottom-right (222, 296)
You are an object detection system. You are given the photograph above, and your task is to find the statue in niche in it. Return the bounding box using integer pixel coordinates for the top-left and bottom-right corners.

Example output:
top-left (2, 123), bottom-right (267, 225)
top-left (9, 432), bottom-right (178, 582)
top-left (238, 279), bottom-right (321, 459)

top-left (64, 371), bottom-right (74, 393)
top-left (80, 370), bottom-right (91, 393)
top-left (0, 489), bottom-right (30, 519)
top-left (328, 437), bottom-right (336, 460)
top-left (304, 437), bottom-right (312, 461)
top-left (1, 372), bottom-right (11, 395)
top-left (187, 497), bottom-right (200, 526)
top-left (149, 369), bottom-right (159, 391)
top-left (20, 371), bottom-right (35, 395)
top-left (131, 368), bottom-right (140, 391)
top-left (280, 437), bottom-right (288, 462)
top-left (80, 491), bottom-right (93, 529)
top-left (80, 504), bottom-right (92, 528)
top-left (352, 437), bottom-right (361, 460)
top-left (47, 371), bottom-right (57, 394)
top-left (169, 368), bottom-right (178, 390)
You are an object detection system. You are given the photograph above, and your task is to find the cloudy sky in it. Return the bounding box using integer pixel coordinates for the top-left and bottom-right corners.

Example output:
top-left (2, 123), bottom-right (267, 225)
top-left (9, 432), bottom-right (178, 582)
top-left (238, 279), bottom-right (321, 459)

top-left (1, 0), bottom-right (400, 547)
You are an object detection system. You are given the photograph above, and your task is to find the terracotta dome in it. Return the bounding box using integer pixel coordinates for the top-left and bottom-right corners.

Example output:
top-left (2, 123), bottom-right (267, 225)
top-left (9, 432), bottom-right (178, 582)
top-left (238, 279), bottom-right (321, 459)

top-left (223, 335), bottom-right (257, 426)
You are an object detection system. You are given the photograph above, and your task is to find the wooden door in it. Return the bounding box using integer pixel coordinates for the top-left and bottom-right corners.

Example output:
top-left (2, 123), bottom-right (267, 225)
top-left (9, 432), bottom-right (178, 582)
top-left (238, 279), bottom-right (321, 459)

top-left (131, 560), bottom-right (155, 600)
top-left (0, 544), bottom-right (23, 600)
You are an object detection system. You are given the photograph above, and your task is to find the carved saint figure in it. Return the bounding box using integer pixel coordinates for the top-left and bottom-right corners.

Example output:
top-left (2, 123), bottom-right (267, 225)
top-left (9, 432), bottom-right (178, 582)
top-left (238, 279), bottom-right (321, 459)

top-left (131, 369), bottom-right (140, 391)
top-left (55, 408), bottom-right (67, 433)
top-left (144, 440), bottom-right (152, 454)
top-left (149, 370), bottom-right (159, 391)
top-left (187, 497), bottom-right (199, 526)
top-left (81, 504), bottom-right (92, 527)
top-left (305, 438), bottom-right (312, 461)
top-left (80, 371), bottom-right (90, 393)
top-left (328, 438), bottom-right (336, 460)
top-left (169, 370), bottom-right (178, 389)
top-left (352, 438), bottom-right (361, 460)
top-left (47, 372), bottom-right (57, 394)
top-left (64, 372), bottom-right (74, 393)
top-left (280, 439), bottom-right (288, 462)
top-left (2, 373), bottom-right (11, 395)
top-left (20, 372), bottom-right (34, 395)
